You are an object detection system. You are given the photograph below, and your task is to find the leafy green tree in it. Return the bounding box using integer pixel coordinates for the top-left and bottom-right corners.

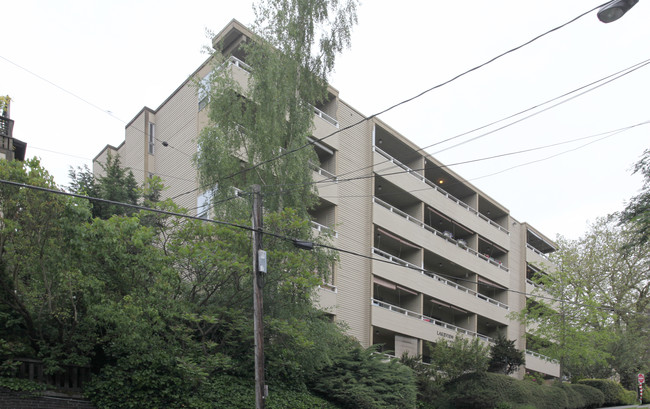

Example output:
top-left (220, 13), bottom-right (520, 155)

top-left (400, 336), bottom-right (490, 407)
top-left (197, 0), bottom-right (358, 218)
top-left (521, 216), bottom-right (650, 385)
top-left (621, 149), bottom-right (650, 246)
top-left (68, 152), bottom-right (139, 219)
top-left (0, 158), bottom-right (98, 370)
top-left (487, 335), bottom-right (525, 375)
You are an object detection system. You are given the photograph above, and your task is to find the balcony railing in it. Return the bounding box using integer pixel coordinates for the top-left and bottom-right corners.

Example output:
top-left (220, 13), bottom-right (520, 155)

top-left (372, 247), bottom-right (509, 310)
top-left (371, 298), bottom-right (494, 343)
top-left (319, 282), bottom-right (337, 292)
top-left (313, 106), bottom-right (339, 128)
top-left (526, 243), bottom-right (550, 260)
top-left (310, 162), bottom-right (338, 182)
top-left (525, 350), bottom-right (559, 364)
top-left (373, 146), bottom-right (509, 235)
top-left (373, 197), bottom-right (509, 272)
top-left (0, 116), bottom-right (13, 139)
top-left (311, 220), bottom-right (338, 238)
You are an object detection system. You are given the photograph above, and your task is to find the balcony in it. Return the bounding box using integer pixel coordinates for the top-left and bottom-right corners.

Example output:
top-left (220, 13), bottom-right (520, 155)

top-left (372, 248), bottom-right (509, 311)
top-left (373, 146), bottom-right (510, 236)
top-left (0, 115), bottom-right (14, 138)
top-left (371, 298), bottom-right (494, 344)
top-left (315, 283), bottom-right (337, 313)
top-left (374, 197), bottom-right (509, 272)
top-left (525, 350), bottom-right (560, 378)
top-left (311, 220), bottom-right (338, 238)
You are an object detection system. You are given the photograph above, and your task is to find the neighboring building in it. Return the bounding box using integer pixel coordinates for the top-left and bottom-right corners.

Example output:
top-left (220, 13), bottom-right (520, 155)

top-left (0, 97), bottom-right (27, 161)
top-left (93, 20), bottom-right (560, 378)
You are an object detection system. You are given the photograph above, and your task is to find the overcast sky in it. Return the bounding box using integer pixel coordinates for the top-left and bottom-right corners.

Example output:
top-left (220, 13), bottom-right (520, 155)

top-left (2, 0), bottom-right (648, 241)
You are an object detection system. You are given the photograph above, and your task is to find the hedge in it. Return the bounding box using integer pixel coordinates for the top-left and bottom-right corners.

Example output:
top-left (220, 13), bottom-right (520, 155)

top-left (445, 373), bottom-right (571, 409)
top-left (557, 383), bottom-right (604, 409)
top-left (576, 379), bottom-right (627, 406)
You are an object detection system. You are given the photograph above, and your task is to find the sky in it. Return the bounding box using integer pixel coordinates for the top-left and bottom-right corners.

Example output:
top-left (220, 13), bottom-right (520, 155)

top-left (2, 0), bottom-right (649, 241)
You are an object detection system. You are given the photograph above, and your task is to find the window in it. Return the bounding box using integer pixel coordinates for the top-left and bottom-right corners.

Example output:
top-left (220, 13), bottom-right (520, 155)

top-left (197, 191), bottom-right (211, 219)
top-left (198, 71), bottom-right (212, 111)
top-left (196, 184), bottom-right (218, 219)
top-left (148, 122), bottom-right (155, 155)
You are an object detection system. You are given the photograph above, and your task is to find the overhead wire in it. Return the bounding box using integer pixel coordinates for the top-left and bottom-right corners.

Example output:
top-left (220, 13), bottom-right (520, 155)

top-left (210, 1), bottom-right (611, 187)
top-left (257, 119), bottom-right (650, 200)
top-left (2, 176), bottom-right (631, 315)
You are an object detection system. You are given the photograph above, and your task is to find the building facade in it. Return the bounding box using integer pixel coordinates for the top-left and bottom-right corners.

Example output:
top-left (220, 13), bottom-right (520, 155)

top-left (93, 20), bottom-right (560, 378)
top-left (0, 97), bottom-right (27, 162)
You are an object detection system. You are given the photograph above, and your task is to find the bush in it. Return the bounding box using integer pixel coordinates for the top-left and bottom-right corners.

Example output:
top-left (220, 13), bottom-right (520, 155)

top-left (446, 372), bottom-right (532, 409)
top-left (446, 373), bottom-right (582, 409)
top-left (620, 389), bottom-right (637, 405)
top-left (577, 379), bottom-right (627, 406)
top-left (557, 382), bottom-right (610, 409)
top-left (309, 346), bottom-right (416, 409)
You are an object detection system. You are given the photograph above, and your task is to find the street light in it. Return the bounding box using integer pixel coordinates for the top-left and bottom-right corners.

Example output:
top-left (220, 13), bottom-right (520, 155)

top-left (597, 0), bottom-right (639, 23)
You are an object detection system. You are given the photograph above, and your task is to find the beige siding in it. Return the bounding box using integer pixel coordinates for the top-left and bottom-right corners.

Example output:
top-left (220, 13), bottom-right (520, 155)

top-left (93, 21), bottom-right (560, 378)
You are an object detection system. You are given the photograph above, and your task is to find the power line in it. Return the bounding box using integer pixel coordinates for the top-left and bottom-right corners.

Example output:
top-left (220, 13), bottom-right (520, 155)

top-left (2, 177), bottom-right (627, 314)
top-left (258, 120), bottom-right (650, 200)
top-left (211, 1), bottom-right (610, 186)
top-left (302, 56), bottom-right (650, 190)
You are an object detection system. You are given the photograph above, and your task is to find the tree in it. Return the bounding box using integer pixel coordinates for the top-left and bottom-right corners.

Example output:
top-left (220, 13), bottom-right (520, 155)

top-left (400, 336), bottom-right (490, 407)
top-left (487, 335), bottom-right (525, 375)
top-left (68, 152), bottom-right (139, 219)
top-left (620, 149), bottom-right (650, 246)
top-left (520, 216), bottom-right (650, 385)
top-left (196, 0), bottom-right (358, 218)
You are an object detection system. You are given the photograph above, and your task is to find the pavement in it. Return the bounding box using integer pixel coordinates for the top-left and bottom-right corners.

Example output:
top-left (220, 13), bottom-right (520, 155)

top-left (597, 405), bottom-right (650, 409)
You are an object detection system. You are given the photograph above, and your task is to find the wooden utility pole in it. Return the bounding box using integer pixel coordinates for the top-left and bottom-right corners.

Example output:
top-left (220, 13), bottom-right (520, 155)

top-left (251, 184), bottom-right (265, 409)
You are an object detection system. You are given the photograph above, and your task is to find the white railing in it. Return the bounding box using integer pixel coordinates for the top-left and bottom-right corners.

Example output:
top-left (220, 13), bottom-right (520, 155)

top-left (526, 244), bottom-right (550, 260)
top-left (311, 220), bottom-right (338, 238)
top-left (373, 146), bottom-right (510, 235)
top-left (371, 298), bottom-right (494, 343)
top-left (313, 106), bottom-right (339, 128)
top-left (227, 55), bottom-right (252, 72)
top-left (373, 197), bottom-right (509, 273)
top-left (371, 247), bottom-right (509, 310)
top-left (319, 282), bottom-right (337, 293)
top-left (526, 350), bottom-right (559, 364)
top-left (310, 162), bottom-right (338, 182)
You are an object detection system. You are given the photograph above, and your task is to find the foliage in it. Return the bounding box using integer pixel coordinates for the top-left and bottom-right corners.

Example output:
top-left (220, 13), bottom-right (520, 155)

top-left (565, 383), bottom-right (605, 409)
top-left (309, 346), bottom-right (416, 409)
top-left (446, 372), bottom-right (583, 409)
top-left (488, 335), bottom-right (525, 375)
top-left (68, 152), bottom-right (139, 219)
top-left (0, 158), bottom-right (97, 370)
top-left (620, 149), bottom-right (650, 246)
top-left (0, 95), bottom-right (11, 116)
top-left (518, 216), bottom-right (650, 384)
top-left (576, 379), bottom-right (628, 406)
top-left (0, 376), bottom-right (46, 392)
top-left (197, 0), bottom-right (357, 219)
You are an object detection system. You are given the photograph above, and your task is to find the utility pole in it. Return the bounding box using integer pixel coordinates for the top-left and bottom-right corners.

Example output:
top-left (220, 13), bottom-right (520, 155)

top-left (252, 184), bottom-right (266, 409)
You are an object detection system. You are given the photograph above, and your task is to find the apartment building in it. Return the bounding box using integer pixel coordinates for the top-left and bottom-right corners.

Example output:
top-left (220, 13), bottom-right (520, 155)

top-left (93, 19), bottom-right (560, 379)
top-left (0, 98), bottom-right (27, 162)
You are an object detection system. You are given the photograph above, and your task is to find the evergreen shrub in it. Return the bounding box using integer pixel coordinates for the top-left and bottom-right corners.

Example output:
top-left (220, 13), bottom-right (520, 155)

top-left (577, 379), bottom-right (626, 406)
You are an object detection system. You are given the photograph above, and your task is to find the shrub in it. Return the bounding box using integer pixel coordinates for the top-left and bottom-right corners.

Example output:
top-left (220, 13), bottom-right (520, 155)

top-left (568, 383), bottom-right (605, 408)
top-left (620, 389), bottom-right (637, 405)
top-left (446, 372), bottom-right (576, 409)
top-left (446, 372), bottom-right (531, 409)
top-left (309, 346), bottom-right (416, 409)
top-left (577, 379), bottom-right (627, 406)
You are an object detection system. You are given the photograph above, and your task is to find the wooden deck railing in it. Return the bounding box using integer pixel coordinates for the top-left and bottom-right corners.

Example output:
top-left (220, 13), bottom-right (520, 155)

top-left (12, 358), bottom-right (91, 392)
